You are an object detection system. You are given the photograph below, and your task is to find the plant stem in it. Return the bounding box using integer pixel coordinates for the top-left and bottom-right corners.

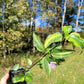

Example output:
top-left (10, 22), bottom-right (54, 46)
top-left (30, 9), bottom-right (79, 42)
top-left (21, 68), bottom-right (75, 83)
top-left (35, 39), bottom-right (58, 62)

top-left (29, 53), bottom-right (47, 70)
top-left (25, 45), bottom-right (57, 72)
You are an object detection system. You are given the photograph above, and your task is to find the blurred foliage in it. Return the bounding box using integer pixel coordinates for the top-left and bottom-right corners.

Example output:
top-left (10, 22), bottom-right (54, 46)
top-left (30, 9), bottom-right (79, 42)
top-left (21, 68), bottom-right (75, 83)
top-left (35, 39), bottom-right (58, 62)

top-left (0, 0), bottom-right (84, 58)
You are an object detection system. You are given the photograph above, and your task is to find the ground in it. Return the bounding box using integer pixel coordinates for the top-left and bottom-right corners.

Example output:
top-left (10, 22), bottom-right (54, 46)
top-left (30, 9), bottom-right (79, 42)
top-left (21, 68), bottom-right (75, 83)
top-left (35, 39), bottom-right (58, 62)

top-left (0, 43), bottom-right (84, 84)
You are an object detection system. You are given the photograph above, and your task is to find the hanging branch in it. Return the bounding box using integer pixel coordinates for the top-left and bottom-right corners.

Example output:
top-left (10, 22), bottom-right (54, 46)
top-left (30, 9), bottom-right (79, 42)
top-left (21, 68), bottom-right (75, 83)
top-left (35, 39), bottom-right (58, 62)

top-left (75, 0), bottom-right (83, 32)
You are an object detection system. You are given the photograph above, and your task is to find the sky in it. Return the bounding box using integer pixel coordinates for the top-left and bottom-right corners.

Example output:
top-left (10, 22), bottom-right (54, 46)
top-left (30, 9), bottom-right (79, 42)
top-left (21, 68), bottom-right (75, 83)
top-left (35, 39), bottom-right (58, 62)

top-left (0, 0), bottom-right (84, 31)
top-left (22, 0), bottom-right (84, 32)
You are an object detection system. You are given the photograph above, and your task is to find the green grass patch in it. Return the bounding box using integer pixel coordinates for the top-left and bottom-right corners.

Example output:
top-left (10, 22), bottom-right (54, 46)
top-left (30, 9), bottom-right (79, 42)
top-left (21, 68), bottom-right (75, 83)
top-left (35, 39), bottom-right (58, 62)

top-left (0, 44), bottom-right (84, 84)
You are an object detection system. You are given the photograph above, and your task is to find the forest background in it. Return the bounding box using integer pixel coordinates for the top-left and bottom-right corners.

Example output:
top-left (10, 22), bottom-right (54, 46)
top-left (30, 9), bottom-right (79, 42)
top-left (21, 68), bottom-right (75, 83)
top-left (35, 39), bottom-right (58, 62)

top-left (0, 0), bottom-right (84, 58)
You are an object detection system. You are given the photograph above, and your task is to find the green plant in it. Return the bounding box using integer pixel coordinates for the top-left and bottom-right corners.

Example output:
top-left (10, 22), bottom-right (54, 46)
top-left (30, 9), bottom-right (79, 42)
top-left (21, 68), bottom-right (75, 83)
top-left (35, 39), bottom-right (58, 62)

top-left (11, 26), bottom-right (84, 83)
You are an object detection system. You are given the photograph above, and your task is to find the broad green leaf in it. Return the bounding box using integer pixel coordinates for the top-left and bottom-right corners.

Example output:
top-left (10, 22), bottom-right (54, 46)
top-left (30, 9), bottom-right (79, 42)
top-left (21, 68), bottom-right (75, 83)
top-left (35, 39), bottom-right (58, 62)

top-left (46, 48), bottom-right (51, 53)
top-left (45, 44), bottom-right (57, 53)
top-left (70, 32), bottom-right (80, 38)
top-left (72, 42), bottom-right (75, 50)
top-left (80, 38), bottom-right (84, 48)
top-left (62, 26), bottom-right (72, 34)
top-left (55, 44), bottom-right (62, 49)
top-left (23, 66), bottom-right (29, 71)
top-left (44, 32), bottom-right (62, 48)
top-left (45, 56), bottom-right (54, 63)
top-left (25, 72), bottom-right (33, 76)
top-left (12, 64), bottom-right (19, 71)
top-left (25, 72), bottom-right (33, 82)
top-left (68, 33), bottom-right (84, 49)
top-left (27, 59), bottom-right (32, 66)
top-left (77, 38), bottom-right (84, 49)
top-left (51, 44), bottom-right (56, 49)
top-left (51, 49), bottom-right (74, 59)
top-left (12, 73), bottom-right (24, 83)
top-left (62, 26), bottom-right (72, 39)
top-left (33, 33), bottom-right (45, 52)
top-left (43, 57), bottom-right (51, 75)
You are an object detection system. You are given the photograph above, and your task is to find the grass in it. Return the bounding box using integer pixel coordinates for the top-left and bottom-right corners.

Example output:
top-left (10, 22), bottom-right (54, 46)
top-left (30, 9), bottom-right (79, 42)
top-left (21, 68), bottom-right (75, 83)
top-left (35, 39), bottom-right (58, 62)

top-left (0, 43), bottom-right (84, 84)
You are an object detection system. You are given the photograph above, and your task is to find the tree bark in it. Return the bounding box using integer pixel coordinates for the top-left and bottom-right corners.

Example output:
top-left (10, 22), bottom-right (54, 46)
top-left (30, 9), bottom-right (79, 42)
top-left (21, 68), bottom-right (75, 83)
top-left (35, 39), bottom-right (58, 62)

top-left (75, 0), bottom-right (83, 32)
top-left (33, 0), bottom-right (36, 53)
top-left (61, 0), bottom-right (67, 28)
top-left (54, 0), bottom-right (57, 32)
top-left (2, 14), bottom-right (6, 59)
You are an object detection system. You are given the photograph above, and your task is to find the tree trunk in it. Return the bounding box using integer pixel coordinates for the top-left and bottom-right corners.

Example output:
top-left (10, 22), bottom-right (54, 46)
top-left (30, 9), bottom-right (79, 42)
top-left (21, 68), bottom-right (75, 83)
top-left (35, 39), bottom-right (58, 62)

top-left (3, 44), bottom-right (6, 59)
top-left (75, 0), bottom-right (83, 32)
top-left (47, 5), bottom-right (49, 34)
top-left (54, 0), bottom-right (57, 32)
top-left (33, 0), bottom-right (36, 53)
top-left (33, 20), bottom-right (35, 53)
top-left (8, 50), bottom-right (11, 55)
top-left (61, 0), bottom-right (67, 28)
top-left (2, 11), bottom-right (6, 59)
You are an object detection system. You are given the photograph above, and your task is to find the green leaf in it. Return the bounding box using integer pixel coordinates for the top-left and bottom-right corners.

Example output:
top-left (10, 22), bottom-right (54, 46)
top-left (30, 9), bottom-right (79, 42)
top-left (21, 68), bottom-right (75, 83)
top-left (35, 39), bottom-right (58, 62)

top-left (68, 33), bottom-right (84, 49)
top-left (80, 38), bottom-right (84, 48)
top-left (45, 56), bottom-right (54, 63)
top-left (38, 61), bottom-right (43, 69)
top-left (51, 49), bottom-right (74, 59)
top-left (70, 32), bottom-right (80, 38)
top-left (27, 59), bottom-right (32, 66)
top-left (24, 72), bottom-right (33, 82)
top-left (72, 42), bottom-right (75, 50)
top-left (62, 26), bottom-right (72, 34)
top-left (12, 73), bottom-right (24, 83)
top-left (43, 57), bottom-right (51, 75)
top-left (55, 44), bottom-right (62, 49)
top-left (12, 64), bottom-right (19, 71)
top-left (46, 48), bottom-right (51, 54)
top-left (33, 32), bottom-right (45, 52)
top-left (44, 32), bottom-right (62, 48)
top-left (62, 26), bottom-right (72, 39)
top-left (23, 66), bottom-right (29, 71)
top-left (51, 44), bottom-right (56, 49)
